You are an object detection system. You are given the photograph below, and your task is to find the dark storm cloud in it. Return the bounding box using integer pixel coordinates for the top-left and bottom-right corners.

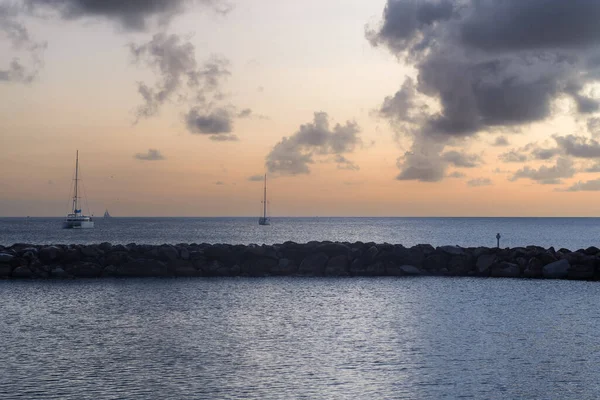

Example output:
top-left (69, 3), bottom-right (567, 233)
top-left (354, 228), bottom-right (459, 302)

top-left (266, 112), bottom-right (361, 176)
top-left (185, 107), bottom-right (235, 140)
top-left (24, 0), bottom-right (232, 31)
top-left (130, 33), bottom-right (231, 120)
top-left (369, 0), bottom-right (600, 181)
top-left (510, 157), bottom-right (576, 184)
top-left (134, 148), bottom-right (165, 161)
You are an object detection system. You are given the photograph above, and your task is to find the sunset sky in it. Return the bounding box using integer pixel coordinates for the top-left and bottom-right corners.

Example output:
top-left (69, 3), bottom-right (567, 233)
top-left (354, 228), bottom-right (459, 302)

top-left (2, 0), bottom-right (600, 217)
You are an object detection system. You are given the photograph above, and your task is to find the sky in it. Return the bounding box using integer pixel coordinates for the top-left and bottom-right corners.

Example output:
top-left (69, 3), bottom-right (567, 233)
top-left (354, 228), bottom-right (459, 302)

top-left (1, 0), bottom-right (600, 217)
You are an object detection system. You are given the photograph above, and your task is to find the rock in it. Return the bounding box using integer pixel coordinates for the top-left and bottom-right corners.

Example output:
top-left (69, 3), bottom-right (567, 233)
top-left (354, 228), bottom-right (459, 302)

top-left (438, 245), bottom-right (465, 256)
top-left (491, 262), bottom-right (520, 278)
top-left (568, 265), bottom-right (594, 280)
top-left (0, 253), bottom-right (15, 263)
top-left (241, 257), bottom-right (277, 277)
top-left (179, 247), bottom-right (190, 260)
top-left (68, 262), bottom-right (103, 278)
top-left (316, 243), bottom-right (350, 258)
top-left (158, 245), bottom-right (179, 262)
top-left (81, 246), bottom-right (101, 258)
top-left (524, 257), bottom-right (543, 278)
top-left (476, 254), bottom-right (496, 275)
top-left (51, 266), bottom-right (69, 279)
top-left (299, 253), bottom-right (329, 276)
top-left (201, 260), bottom-right (240, 277)
top-left (169, 260), bottom-right (201, 277)
top-left (423, 254), bottom-right (448, 271)
top-left (270, 258), bottom-right (297, 275)
top-left (448, 255), bottom-right (473, 275)
top-left (118, 259), bottom-right (169, 277)
top-left (39, 246), bottom-right (64, 263)
top-left (324, 255), bottom-right (349, 276)
top-left (12, 266), bottom-right (33, 279)
top-left (543, 259), bottom-right (570, 279)
top-left (99, 242), bottom-right (113, 252)
top-left (584, 246), bottom-right (600, 256)
top-left (102, 265), bottom-right (118, 277)
top-left (0, 263), bottom-right (13, 278)
top-left (386, 264), bottom-right (424, 276)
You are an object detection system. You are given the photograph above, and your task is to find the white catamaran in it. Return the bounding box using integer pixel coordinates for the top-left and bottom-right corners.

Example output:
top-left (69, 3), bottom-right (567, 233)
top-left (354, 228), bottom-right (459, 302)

top-left (259, 174), bottom-right (270, 226)
top-left (64, 151), bottom-right (94, 229)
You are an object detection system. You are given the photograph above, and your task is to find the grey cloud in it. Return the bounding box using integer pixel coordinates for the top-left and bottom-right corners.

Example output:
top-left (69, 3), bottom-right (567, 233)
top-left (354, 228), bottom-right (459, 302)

top-left (441, 150), bottom-right (481, 168)
top-left (237, 108), bottom-right (252, 118)
top-left (492, 136), bottom-right (510, 147)
top-left (531, 147), bottom-right (560, 160)
top-left (214, 181), bottom-right (225, 185)
top-left (248, 175), bottom-right (264, 182)
top-left (499, 150), bottom-right (527, 163)
top-left (448, 171), bottom-right (466, 178)
top-left (266, 112), bottom-right (361, 176)
top-left (588, 117), bottom-right (600, 138)
top-left (134, 149), bottom-right (165, 161)
top-left (554, 135), bottom-right (600, 158)
top-left (370, 0), bottom-right (600, 180)
top-left (584, 162), bottom-right (600, 173)
top-left (565, 179), bottom-right (600, 192)
top-left (130, 33), bottom-right (231, 120)
top-left (467, 178), bottom-right (492, 187)
top-left (396, 142), bottom-right (446, 182)
top-left (335, 155), bottom-right (360, 171)
top-left (510, 157), bottom-right (576, 184)
top-left (24, 0), bottom-right (232, 31)
top-left (0, 3), bottom-right (46, 84)
top-left (209, 134), bottom-right (238, 142)
top-left (186, 107), bottom-right (234, 140)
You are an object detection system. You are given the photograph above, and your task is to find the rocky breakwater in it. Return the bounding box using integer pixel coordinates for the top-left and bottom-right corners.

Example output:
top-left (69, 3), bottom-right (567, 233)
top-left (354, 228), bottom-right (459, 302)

top-left (1, 242), bottom-right (600, 280)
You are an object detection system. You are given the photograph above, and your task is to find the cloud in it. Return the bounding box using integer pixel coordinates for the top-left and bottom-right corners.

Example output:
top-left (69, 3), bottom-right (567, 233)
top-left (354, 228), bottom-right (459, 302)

top-left (588, 117), bottom-right (600, 138)
top-left (266, 112), bottom-right (361, 175)
top-left (441, 150), bottom-right (482, 168)
top-left (134, 149), bottom-right (165, 161)
top-left (554, 135), bottom-right (600, 158)
top-left (448, 171), bottom-right (466, 178)
top-left (130, 33), bottom-right (231, 120)
top-left (492, 136), bottom-right (510, 147)
top-left (24, 0), bottom-right (232, 31)
top-left (0, 3), bottom-right (46, 84)
top-left (214, 181), bottom-right (225, 185)
top-left (185, 107), bottom-right (235, 141)
top-left (585, 162), bottom-right (600, 173)
top-left (369, 0), bottom-right (600, 181)
top-left (237, 108), bottom-right (252, 118)
top-left (467, 178), bottom-right (492, 187)
top-left (564, 179), bottom-right (600, 192)
top-left (248, 175), bottom-right (264, 182)
top-left (510, 157), bottom-right (576, 184)
top-left (335, 155), bottom-right (360, 171)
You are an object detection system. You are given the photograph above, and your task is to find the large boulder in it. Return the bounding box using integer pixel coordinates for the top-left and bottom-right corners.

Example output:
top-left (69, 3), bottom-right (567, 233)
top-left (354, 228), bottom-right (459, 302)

top-left (298, 252), bottom-right (329, 276)
top-left (80, 246), bottom-right (102, 258)
top-left (316, 243), bottom-right (350, 258)
top-left (524, 257), bottom-right (543, 278)
top-left (157, 245), bottom-right (179, 262)
top-left (0, 253), bottom-right (15, 264)
top-left (51, 266), bottom-right (70, 279)
top-left (491, 262), bottom-right (520, 278)
top-left (568, 264), bottom-right (594, 280)
top-left (39, 246), bottom-right (65, 263)
top-left (270, 258), bottom-right (297, 276)
top-left (241, 257), bottom-right (278, 277)
top-left (324, 255), bottom-right (349, 276)
top-left (476, 254), bottom-right (496, 275)
top-left (386, 264), bottom-right (425, 276)
top-left (438, 246), bottom-right (465, 256)
top-left (543, 259), bottom-right (570, 279)
top-left (423, 253), bottom-right (448, 272)
top-left (201, 260), bottom-right (240, 277)
top-left (0, 263), bottom-right (13, 278)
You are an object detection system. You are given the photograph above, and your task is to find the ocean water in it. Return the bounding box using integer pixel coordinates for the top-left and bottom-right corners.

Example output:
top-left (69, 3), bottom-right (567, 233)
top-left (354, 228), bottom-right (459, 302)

top-left (1, 277), bottom-right (599, 399)
top-left (1, 217), bottom-right (600, 249)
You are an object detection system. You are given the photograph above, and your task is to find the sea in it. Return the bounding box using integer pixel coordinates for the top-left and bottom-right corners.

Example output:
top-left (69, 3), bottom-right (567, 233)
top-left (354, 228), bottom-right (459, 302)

top-left (1, 216), bottom-right (600, 249)
top-left (2, 217), bottom-right (600, 399)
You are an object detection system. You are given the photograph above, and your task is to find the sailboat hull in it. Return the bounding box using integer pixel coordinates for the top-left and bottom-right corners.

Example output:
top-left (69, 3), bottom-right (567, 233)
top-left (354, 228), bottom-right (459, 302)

top-left (63, 220), bottom-right (95, 229)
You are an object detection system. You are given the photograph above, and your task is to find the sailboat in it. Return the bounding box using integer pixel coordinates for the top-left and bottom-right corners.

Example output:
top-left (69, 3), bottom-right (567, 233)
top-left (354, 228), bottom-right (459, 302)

top-left (104, 209), bottom-right (111, 218)
top-left (63, 151), bottom-right (94, 229)
top-left (258, 174), bottom-right (270, 226)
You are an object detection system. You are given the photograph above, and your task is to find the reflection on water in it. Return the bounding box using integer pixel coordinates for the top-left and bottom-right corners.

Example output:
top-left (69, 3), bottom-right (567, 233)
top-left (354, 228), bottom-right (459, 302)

top-left (1, 277), bottom-right (600, 399)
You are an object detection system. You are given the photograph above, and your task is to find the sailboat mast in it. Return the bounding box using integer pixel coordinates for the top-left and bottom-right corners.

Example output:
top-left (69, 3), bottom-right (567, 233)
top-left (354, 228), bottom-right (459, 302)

top-left (263, 174), bottom-right (267, 219)
top-left (73, 150), bottom-right (79, 214)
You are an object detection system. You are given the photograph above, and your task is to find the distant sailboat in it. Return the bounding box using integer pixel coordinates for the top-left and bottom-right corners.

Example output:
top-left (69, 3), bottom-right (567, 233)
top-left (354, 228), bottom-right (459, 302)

top-left (259, 174), bottom-right (270, 226)
top-left (63, 151), bottom-right (94, 229)
top-left (104, 209), bottom-right (111, 218)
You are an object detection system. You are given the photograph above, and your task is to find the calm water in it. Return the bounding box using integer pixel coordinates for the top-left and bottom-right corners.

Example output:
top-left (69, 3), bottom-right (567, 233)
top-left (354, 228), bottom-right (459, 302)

top-left (1, 277), bottom-right (600, 399)
top-left (1, 217), bottom-right (600, 249)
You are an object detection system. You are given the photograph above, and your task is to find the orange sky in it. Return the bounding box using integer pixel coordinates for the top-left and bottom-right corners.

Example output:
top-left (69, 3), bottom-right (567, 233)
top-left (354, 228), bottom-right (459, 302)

top-left (1, 0), bottom-right (600, 217)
